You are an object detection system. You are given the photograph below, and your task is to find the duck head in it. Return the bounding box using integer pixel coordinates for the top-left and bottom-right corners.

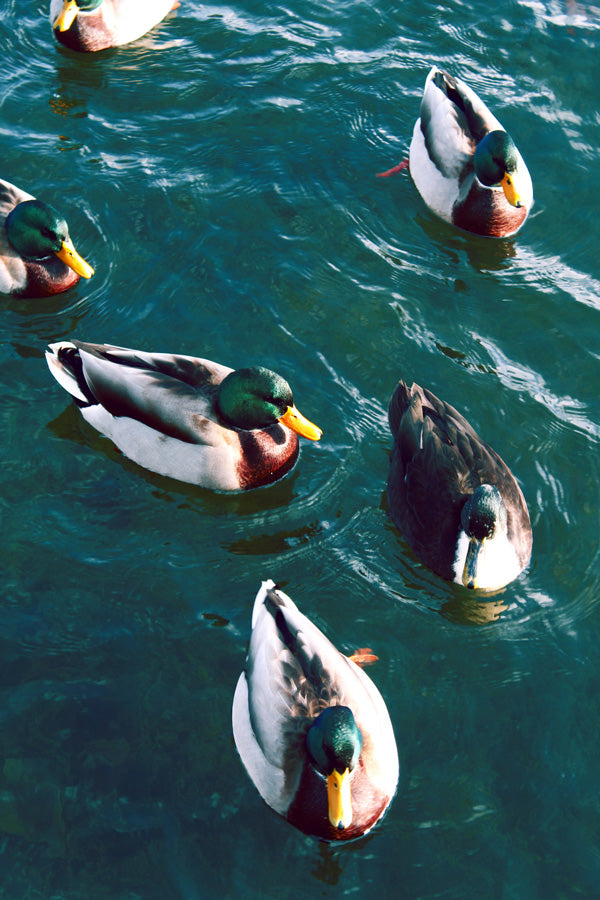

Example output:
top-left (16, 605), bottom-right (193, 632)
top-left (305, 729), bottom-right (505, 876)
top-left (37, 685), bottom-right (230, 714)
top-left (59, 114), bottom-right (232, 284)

top-left (5, 199), bottom-right (94, 278)
top-left (459, 484), bottom-right (509, 590)
top-left (306, 705), bottom-right (363, 831)
top-left (474, 130), bottom-right (527, 209)
top-left (53, 0), bottom-right (103, 32)
top-left (216, 366), bottom-right (322, 439)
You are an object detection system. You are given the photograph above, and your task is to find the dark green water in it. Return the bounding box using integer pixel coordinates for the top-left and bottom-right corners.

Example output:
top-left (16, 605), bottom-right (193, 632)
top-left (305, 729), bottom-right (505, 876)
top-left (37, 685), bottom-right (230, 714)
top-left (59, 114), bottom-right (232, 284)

top-left (1, 1), bottom-right (600, 897)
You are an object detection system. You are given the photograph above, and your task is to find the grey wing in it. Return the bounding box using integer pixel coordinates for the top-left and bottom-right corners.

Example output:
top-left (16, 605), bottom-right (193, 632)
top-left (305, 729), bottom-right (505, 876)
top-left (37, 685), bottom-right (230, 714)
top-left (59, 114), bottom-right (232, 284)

top-left (74, 342), bottom-right (233, 445)
top-left (245, 583), bottom-right (370, 769)
top-left (419, 68), bottom-right (476, 180)
top-left (246, 585), bottom-right (335, 767)
top-left (449, 71), bottom-right (505, 139)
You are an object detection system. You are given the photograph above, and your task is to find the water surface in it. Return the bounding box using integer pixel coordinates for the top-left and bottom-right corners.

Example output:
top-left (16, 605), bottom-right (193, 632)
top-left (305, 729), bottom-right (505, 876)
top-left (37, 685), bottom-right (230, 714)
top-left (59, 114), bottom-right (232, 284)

top-left (1, 1), bottom-right (600, 898)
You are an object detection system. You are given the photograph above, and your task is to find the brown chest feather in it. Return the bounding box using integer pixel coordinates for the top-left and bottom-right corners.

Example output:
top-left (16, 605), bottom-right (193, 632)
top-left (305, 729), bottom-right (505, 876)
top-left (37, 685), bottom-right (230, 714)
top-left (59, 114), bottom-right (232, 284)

top-left (236, 427), bottom-right (299, 490)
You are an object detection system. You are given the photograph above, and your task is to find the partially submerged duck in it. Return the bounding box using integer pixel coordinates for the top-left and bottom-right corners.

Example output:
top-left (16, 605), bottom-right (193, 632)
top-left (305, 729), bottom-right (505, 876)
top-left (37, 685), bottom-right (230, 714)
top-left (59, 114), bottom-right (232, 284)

top-left (50, 0), bottom-right (179, 52)
top-left (387, 380), bottom-right (532, 591)
top-left (232, 581), bottom-right (399, 841)
top-left (380, 66), bottom-right (533, 238)
top-left (0, 179), bottom-right (93, 296)
top-left (45, 340), bottom-right (322, 491)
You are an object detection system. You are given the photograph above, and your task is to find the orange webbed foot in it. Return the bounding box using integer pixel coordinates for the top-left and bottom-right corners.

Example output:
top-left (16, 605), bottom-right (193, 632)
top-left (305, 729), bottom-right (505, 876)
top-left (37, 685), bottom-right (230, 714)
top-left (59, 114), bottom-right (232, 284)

top-left (348, 648), bottom-right (379, 667)
top-left (376, 159), bottom-right (409, 177)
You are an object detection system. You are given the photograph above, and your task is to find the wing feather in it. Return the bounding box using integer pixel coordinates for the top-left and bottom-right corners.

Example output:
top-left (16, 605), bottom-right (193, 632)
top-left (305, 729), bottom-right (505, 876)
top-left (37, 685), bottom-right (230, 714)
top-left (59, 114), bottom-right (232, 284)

top-left (71, 342), bottom-right (233, 446)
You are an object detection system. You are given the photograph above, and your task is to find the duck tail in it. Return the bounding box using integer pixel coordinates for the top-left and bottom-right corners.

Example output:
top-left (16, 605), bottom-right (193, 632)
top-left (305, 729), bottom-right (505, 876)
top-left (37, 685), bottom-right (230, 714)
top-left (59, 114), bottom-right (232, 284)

top-left (387, 380), bottom-right (413, 436)
top-left (46, 341), bottom-right (96, 407)
top-left (251, 579), bottom-right (277, 627)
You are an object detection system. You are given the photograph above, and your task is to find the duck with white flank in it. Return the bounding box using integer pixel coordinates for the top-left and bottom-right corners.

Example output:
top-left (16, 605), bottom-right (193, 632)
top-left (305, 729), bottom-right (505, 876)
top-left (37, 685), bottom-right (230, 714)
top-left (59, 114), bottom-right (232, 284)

top-left (379, 66), bottom-right (533, 238)
top-left (46, 341), bottom-right (322, 491)
top-left (232, 581), bottom-right (399, 841)
top-left (410, 67), bottom-right (533, 237)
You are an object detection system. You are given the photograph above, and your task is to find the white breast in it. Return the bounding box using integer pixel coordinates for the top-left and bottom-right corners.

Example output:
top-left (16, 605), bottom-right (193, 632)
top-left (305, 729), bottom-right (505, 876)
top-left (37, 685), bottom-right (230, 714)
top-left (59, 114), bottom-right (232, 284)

top-left (453, 530), bottom-right (521, 592)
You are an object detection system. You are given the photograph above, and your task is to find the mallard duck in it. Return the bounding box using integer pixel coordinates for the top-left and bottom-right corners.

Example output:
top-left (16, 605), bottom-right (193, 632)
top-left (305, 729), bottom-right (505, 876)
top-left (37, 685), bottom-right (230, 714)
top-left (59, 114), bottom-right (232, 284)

top-left (50, 0), bottom-right (179, 52)
top-left (232, 581), bottom-right (399, 841)
top-left (408, 66), bottom-right (533, 237)
top-left (387, 381), bottom-right (532, 591)
top-left (45, 341), bottom-right (322, 491)
top-left (0, 179), bottom-right (93, 296)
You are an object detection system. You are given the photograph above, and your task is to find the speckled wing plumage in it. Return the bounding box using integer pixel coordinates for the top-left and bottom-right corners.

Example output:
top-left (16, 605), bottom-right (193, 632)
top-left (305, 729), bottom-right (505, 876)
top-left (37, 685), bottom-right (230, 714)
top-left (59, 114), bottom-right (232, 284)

top-left (232, 581), bottom-right (399, 840)
top-left (387, 381), bottom-right (532, 579)
top-left (233, 582), bottom-right (348, 817)
top-left (0, 180), bottom-right (33, 218)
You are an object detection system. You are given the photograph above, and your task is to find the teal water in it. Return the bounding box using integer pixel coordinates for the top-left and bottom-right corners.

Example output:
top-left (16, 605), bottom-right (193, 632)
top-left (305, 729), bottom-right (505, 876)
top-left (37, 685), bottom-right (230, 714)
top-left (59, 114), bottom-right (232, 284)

top-left (1, 1), bottom-right (600, 897)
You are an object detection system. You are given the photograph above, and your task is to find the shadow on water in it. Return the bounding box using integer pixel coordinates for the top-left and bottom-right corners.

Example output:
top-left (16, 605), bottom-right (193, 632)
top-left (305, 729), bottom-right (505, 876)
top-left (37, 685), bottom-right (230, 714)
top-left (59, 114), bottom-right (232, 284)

top-left (44, 404), bottom-right (325, 520)
top-left (3, 0), bottom-right (600, 897)
top-left (415, 213), bottom-right (519, 273)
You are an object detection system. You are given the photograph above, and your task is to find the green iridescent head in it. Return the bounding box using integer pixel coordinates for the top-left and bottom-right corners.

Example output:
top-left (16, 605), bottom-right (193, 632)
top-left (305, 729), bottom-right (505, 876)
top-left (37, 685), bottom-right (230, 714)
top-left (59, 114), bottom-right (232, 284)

top-left (216, 366), bottom-right (322, 439)
top-left (6, 199), bottom-right (94, 278)
top-left (306, 705), bottom-right (362, 830)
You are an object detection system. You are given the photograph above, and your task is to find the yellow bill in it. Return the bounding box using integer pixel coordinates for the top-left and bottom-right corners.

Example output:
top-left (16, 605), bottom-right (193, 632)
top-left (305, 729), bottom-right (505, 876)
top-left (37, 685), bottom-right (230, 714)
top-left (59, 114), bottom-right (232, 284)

top-left (327, 768), bottom-right (352, 830)
top-left (55, 237), bottom-right (94, 279)
top-left (278, 404), bottom-right (322, 441)
top-left (53, 0), bottom-right (79, 32)
top-left (501, 171), bottom-right (524, 209)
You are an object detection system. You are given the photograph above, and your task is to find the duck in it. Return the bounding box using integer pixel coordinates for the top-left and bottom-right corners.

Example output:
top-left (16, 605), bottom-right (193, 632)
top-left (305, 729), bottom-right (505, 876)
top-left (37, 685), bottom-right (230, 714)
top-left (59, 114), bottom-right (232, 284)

top-left (232, 580), bottom-right (399, 841)
top-left (387, 381), bottom-right (532, 591)
top-left (45, 340), bottom-right (322, 491)
top-left (50, 0), bottom-right (179, 52)
top-left (407, 66), bottom-right (533, 238)
top-left (0, 179), bottom-right (94, 296)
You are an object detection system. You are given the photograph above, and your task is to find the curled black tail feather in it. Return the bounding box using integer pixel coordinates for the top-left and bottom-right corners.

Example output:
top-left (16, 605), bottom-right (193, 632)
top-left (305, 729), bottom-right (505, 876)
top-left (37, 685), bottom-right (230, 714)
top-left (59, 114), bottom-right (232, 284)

top-left (57, 345), bottom-right (96, 407)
